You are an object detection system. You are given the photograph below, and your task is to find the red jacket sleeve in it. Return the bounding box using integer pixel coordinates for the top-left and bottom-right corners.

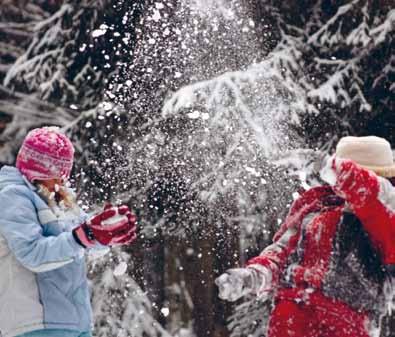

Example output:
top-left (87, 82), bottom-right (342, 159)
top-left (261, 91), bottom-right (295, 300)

top-left (335, 160), bottom-right (395, 265)
top-left (246, 186), bottom-right (340, 286)
top-left (246, 226), bottom-right (300, 287)
top-left (245, 189), bottom-right (314, 285)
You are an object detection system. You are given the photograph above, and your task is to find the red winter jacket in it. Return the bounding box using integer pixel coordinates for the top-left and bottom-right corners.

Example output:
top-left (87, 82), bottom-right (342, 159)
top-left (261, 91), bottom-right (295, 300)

top-left (247, 162), bottom-right (395, 316)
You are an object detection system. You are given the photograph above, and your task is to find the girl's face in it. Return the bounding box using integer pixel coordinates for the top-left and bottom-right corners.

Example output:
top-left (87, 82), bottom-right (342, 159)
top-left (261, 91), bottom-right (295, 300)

top-left (36, 178), bottom-right (64, 193)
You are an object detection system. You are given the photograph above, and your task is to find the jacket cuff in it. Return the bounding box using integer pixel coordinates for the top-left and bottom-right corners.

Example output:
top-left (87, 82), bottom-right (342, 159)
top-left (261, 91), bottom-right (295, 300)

top-left (385, 264), bottom-right (395, 277)
top-left (72, 225), bottom-right (95, 248)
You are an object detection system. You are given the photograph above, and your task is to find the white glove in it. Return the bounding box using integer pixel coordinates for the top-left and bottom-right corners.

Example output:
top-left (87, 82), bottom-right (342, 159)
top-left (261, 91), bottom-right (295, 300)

top-left (215, 266), bottom-right (272, 302)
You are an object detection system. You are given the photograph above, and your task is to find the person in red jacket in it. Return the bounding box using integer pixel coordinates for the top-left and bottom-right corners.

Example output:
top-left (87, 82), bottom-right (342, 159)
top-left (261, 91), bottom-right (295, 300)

top-left (216, 136), bottom-right (395, 337)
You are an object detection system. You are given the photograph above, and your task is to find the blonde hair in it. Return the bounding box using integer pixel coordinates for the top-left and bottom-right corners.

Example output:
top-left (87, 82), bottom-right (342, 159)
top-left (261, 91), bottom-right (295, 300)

top-left (36, 183), bottom-right (77, 212)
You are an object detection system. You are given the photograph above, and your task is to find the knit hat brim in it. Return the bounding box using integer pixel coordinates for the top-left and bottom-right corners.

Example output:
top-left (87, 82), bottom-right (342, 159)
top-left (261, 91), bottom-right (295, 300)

top-left (358, 163), bottom-right (395, 178)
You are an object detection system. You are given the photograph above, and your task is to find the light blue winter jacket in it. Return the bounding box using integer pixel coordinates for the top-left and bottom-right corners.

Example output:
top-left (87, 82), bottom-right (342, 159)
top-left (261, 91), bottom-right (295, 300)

top-left (0, 166), bottom-right (92, 337)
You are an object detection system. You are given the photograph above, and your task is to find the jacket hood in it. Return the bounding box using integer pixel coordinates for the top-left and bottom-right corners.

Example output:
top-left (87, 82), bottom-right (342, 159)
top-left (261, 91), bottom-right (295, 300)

top-left (0, 166), bottom-right (29, 191)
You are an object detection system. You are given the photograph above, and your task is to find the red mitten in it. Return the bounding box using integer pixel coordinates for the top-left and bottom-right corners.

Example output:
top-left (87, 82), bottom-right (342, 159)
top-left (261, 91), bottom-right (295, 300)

top-left (73, 205), bottom-right (137, 248)
top-left (332, 158), bottom-right (379, 209)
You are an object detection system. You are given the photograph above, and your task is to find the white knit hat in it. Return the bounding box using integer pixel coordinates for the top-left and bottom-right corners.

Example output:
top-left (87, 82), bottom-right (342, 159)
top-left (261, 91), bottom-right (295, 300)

top-left (336, 136), bottom-right (395, 178)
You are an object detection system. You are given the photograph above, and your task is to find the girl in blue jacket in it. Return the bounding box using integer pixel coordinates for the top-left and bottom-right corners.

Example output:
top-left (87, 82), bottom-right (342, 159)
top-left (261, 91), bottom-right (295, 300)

top-left (0, 127), bottom-right (137, 337)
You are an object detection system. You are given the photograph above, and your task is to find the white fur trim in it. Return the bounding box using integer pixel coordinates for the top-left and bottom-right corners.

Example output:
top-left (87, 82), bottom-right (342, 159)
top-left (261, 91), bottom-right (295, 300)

top-left (378, 176), bottom-right (395, 213)
top-left (247, 264), bottom-right (272, 284)
top-left (247, 264), bottom-right (273, 298)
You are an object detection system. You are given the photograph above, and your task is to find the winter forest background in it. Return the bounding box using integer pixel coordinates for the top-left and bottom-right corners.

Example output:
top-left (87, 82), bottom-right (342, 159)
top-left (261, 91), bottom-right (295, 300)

top-left (0, 0), bottom-right (394, 336)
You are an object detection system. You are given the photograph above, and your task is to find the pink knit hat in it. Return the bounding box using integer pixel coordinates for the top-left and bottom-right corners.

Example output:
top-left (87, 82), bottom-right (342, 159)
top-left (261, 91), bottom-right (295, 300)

top-left (16, 127), bottom-right (75, 182)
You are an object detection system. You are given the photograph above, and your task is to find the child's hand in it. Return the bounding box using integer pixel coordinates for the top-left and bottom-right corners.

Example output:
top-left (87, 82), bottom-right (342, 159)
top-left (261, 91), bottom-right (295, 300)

top-left (215, 268), bottom-right (252, 302)
top-left (332, 157), bottom-right (379, 203)
top-left (73, 205), bottom-right (137, 248)
top-left (215, 267), bottom-right (272, 302)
